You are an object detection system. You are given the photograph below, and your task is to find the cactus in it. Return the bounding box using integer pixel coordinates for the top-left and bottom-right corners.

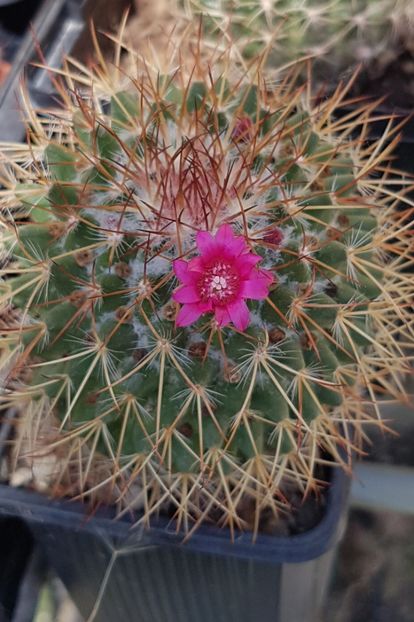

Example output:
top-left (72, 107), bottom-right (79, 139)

top-left (0, 32), bottom-right (412, 535)
top-left (175, 0), bottom-right (414, 77)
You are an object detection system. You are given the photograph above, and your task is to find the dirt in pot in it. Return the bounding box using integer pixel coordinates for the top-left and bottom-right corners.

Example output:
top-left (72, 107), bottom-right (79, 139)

top-left (242, 485), bottom-right (328, 537)
top-left (235, 462), bottom-right (330, 537)
top-left (160, 462), bottom-right (332, 537)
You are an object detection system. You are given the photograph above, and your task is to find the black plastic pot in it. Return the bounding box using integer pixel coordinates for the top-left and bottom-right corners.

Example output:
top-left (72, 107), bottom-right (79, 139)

top-left (0, 517), bottom-right (35, 620)
top-left (0, 467), bottom-right (349, 622)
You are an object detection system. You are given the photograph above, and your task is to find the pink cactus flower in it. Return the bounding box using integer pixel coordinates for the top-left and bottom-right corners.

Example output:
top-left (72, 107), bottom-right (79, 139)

top-left (173, 224), bottom-right (273, 330)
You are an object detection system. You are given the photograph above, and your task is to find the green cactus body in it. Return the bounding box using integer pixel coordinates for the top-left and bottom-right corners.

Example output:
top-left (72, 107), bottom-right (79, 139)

top-left (0, 35), bottom-right (411, 533)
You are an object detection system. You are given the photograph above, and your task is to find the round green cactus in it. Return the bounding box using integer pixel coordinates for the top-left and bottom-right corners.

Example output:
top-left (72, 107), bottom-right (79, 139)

top-left (0, 33), bottom-right (412, 533)
top-left (178, 0), bottom-right (414, 76)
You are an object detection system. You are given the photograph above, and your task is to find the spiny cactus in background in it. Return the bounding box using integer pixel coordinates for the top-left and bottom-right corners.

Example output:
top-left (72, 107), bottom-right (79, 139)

top-left (175, 0), bottom-right (414, 77)
top-left (0, 33), bottom-right (412, 534)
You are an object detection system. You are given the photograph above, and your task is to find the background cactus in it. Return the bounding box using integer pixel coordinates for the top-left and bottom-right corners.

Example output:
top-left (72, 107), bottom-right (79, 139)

top-left (0, 32), bottom-right (412, 534)
top-left (172, 0), bottom-right (414, 79)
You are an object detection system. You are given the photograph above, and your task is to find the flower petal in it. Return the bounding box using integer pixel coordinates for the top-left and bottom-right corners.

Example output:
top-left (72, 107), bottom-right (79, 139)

top-left (259, 268), bottom-right (274, 283)
top-left (173, 259), bottom-right (193, 285)
top-left (216, 224), bottom-right (247, 257)
top-left (173, 285), bottom-right (201, 304)
top-left (240, 269), bottom-right (274, 300)
top-left (176, 303), bottom-right (205, 327)
top-left (187, 257), bottom-right (205, 273)
top-left (214, 305), bottom-right (231, 327)
top-left (196, 231), bottom-right (216, 256)
top-left (226, 299), bottom-right (250, 331)
top-left (235, 253), bottom-right (262, 277)
top-left (240, 279), bottom-right (268, 300)
top-left (215, 223), bottom-right (235, 245)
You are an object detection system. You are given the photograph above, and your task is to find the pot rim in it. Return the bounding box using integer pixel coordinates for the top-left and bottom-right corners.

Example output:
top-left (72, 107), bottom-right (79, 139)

top-left (0, 464), bottom-right (349, 564)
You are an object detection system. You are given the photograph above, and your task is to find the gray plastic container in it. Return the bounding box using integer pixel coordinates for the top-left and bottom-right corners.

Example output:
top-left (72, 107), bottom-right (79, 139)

top-left (0, 466), bottom-right (349, 622)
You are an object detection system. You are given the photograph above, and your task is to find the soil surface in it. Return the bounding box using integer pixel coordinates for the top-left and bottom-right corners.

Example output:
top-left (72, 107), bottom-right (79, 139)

top-left (242, 470), bottom-right (329, 537)
top-left (162, 463), bottom-right (332, 537)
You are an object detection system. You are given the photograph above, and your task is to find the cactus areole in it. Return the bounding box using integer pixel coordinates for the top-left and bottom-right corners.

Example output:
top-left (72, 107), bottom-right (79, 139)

top-left (0, 34), bottom-right (412, 536)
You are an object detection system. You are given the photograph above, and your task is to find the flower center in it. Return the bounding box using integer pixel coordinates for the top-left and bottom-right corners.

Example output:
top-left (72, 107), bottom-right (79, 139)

top-left (198, 262), bottom-right (240, 305)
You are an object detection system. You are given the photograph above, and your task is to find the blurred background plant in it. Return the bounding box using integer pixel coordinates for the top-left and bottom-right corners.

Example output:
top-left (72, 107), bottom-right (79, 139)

top-left (126, 0), bottom-right (414, 85)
